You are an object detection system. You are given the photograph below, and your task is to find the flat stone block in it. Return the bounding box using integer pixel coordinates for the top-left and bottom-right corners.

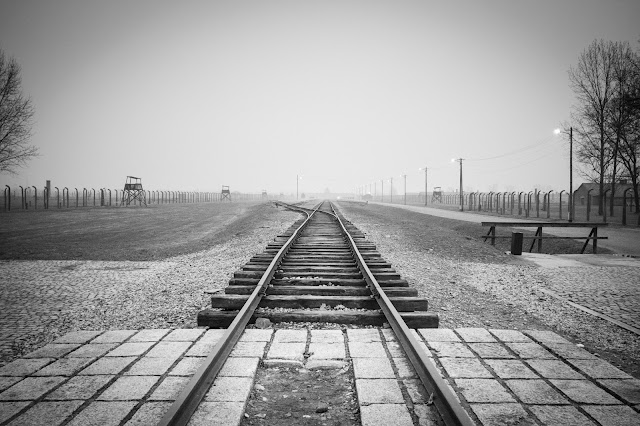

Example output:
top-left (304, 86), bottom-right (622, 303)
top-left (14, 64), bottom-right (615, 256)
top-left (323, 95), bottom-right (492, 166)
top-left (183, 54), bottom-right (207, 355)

top-left (124, 401), bottom-right (172, 425)
top-left (305, 360), bottom-right (346, 370)
top-left (105, 342), bottom-right (154, 357)
top-left (489, 329), bottom-right (531, 342)
top-left (429, 342), bottom-right (475, 358)
top-left (203, 376), bottom-right (253, 402)
top-left (66, 401), bottom-right (136, 426)
top-left (53, 331), bottom-right (102, 344)
top-left (91, 330), bottom-right (137, 344)
top-left (67, 343), bottom-right (117, 358)
top-left (267, 342), bottom-right (305, 360)
top-left (97, 376), bottom-right (158, 401)
top-left (347, 329), bottom-right (381, 342)
top-left (355, 379), bottom-right (404, 404)
top-left (46, 375), bottom-right (113, 400)
top-left (348, 341), bottom-right (386, 358)
top-left (129, 329), bottom-right (170, 342)
top-left (8, 400), bottom-right (82, 426)
top-left (169, 357), bottom-right (205, 376)
top-left (79, 357), bottom-right (136, 375)
top-left (0, 376), bottom-right (65, 401)
top-left (598, 379), bottom-right (640, 404)
top-left (0, 401), bottom-right (30, 424)
top-left (310, 329), bottom-right (343, 343)
top-left (543, 342), bottom-right (598, 360)
top-left (485, 359), bottom-right (538, 379)
top-left (506, 379), bottom-right (569, 404)
top-left (439, 358), bottom-right (492, 378)
top-left (413, 404), bottom-right (440, 426)
top-left (455, 328), bottom-right (496, 342)
top-left (454, 379), bottom-right (515, 403)
top-left (163, 328), bottom-right (205, 342)
top-left (23, 344), bottom-right (80, 359)
top-left (124, 357), bottom-right (177, 376)
top-left (308, 342), bottom-right (345, 360)
top-left (526, 359), bottom-right (584, 379)
top-left (525, 330), bottom-right (571, 344)
top-left (550, 379), bottom-right (622, 404)
top-left (239, 329), bottom-right (272, 342)
top-left (582, 405), bottom-right (640, 426)
top-left (419, 328), bottom-right (459, 342)
top-left (262, 359), bottom-right (304, 368)
top-left (0, 377), bottom-right (22, 392)
top-left (199, 329), bottom-right (226, 344)
top-left (188, 401), bottom-right (245, 426)
top-left (33, 357), bottom-right (93, 376)
top-left (230, 341), bottom-right (266, 358)
top-left (403, 378), bottom-right (428, 403)
top-left (273, 329), bottom-right (307, 343)
top-left (468, 343), bottom-right (514, 359)
top-left (149, 376), bottom-right (190, 401)
top-left (219, 357), bottom-right (259, 377)
top-left (0, 358), bottom-right (53, 376)
top-left (381, 329), bottom-right (397, 342)
top-left (386, 342), bottom-right (405, 358)
top-left (353, 358), bottom-right (395, 379)
top-left (504, 342), bottom-right (556, 359)
top-left (567, 359), bottom-right (634, 379)
top-left (470, 403), bottom-right (534, 426)
top-left (360, 404), bottom-right (413, 426)
top-left (185, 341), bottom-right (215, 357)
top-left (145, 341), bottom-right (191, 358)
top-left (529, 405), bottom-right (596, 426)
top-left (393, 357), bottom-right (417, 379)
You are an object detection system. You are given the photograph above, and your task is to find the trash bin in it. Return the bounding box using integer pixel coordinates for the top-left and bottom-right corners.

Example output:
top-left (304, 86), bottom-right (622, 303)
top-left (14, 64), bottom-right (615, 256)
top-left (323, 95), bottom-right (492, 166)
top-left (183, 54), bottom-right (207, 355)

top-left (511, 232), bottom-right (523, 255)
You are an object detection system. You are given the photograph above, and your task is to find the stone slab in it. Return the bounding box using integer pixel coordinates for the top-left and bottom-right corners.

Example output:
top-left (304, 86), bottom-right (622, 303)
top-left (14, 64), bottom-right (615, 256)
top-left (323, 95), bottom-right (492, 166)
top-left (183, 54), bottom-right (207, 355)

top-left (46, 374), bottom-right (114, 400)
top-left (456, 328), bottom-right (496, 342)
top-left (239, 329), bottom-right (273, 342)
top-left (203, 376), bottom-right (253, 402)
top-left (97, 376), bottom-right (158, 401)
top-left (91, 330), bottom-right (137, 344)
top-left (308, 342), bottom-right (345, 360)
top-left (272, 329), bottom-right (307, 343)
top-left (219, 357), bottom-right (260, 377)
top-left (353, 357), bottom-right (395, 379)
top-left (348, 341), bottom-right (386, 358)
top-left (485, 359), bottom-right (539, 379)
top-left (360, 403), bottom-right (413, 426)
top-left (78, 357), bottom-right (136, 375)
top-left (418, 328), bottom-right (459, 342)
top-left (169, 357), bottom-right (205, 376)
top-left (188, 401), bottom-right (245, 426)
top-left (346, 329), bottom-right (382, 342)
top-left (0, 376), bottom-right (65, 401)
top-left (66, 401), bottom-right (136, 426)
top-left (124, 401), bottom-right (172, 425)
top-left (506, 379), bottom-right (569, 404)
top-left (454, 379), bottom-right (515, 403)
top-left (266, 342), bottom-right (305, 361)
top-left (355, 379), bottom-right (404, 404)
top-left (129, 329), bottom-right (170, 342)
top-left (162, 328), bottom-right (206, 342)
top-left (148, 376), bottom-right (191, 401)
top-left (7, 400), bottom-right (83, 426)
top-left (310, 329), bottom-right (344, 343)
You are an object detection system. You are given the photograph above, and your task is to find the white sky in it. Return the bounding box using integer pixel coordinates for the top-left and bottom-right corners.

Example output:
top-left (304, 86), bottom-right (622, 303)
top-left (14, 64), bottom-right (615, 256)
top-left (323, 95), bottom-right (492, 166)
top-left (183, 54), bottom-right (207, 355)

top-left (1, 0), bottom-right (639, 195)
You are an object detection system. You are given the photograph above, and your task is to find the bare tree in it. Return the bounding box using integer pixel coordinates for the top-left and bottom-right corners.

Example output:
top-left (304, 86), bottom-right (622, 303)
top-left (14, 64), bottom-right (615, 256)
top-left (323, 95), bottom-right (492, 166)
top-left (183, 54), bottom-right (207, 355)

top-left (0, 49), bottom-right (37, 175)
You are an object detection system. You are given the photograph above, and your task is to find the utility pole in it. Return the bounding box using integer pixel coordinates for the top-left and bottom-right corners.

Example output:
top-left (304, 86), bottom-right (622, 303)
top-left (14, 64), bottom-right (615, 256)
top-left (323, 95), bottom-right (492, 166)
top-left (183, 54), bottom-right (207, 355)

top-left (390, 178), bottom-right (393, 203)
top-left (453, 158), bottom-right (464, 211)
top-left (569, 127), bottom-right (573, 222)
top-left (422, 166), bottom-right (428, 206)
top-left (381, 179), bottom-right (384, 203)
top-left (403, 174), bottom-right (407, 205)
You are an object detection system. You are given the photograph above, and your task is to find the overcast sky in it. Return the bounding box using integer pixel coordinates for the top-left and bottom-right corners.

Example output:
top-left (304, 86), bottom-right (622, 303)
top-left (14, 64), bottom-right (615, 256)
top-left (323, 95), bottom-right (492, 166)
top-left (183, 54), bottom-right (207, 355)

top-left (1, 0), bottom-right (639, 195)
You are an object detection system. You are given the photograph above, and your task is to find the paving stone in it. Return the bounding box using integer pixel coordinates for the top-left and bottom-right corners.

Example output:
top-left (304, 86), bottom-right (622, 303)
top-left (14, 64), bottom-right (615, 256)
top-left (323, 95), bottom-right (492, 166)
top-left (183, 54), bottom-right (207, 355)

top-left (308, 342), bottom-right (345, 360)
top-left (199, 329), bottom-right (226, 344)
top-left (455, 328), bottom-right (496, 342)
top-left (310, 329), bottom-right (343, 343)
top-left (0, 358), bottom-right (53, 376)
top-left (418, 329), bottom-right (460, 342)
top-left (219, 357), bottom-right (260, 377)
top-left (46, 375), bottom-right (113, 400)
top-left (148, 376), bottom-right (190, 401)
top-left (567, 358), bottom-right (634, 379)
top-left (32, 357), bottom-right (94, 376)
top-left (386, 342), bottom-right (406, 358)
top-left (542, 342), bottom-right (598, 360)
top-left (23, 344), bottom-right (80, 359)
top-left (53, 331), bottom-right (102, 344)
top-left (124, 401), bottom-right (172, 425)
top-left (305, 360), bottom-right (346, 370)
top-left (169, 357), bottom-right (205, 376)
top-left (485, 359), bottom-right (538, 379)
top-left (470, 403), bottom-right (535, 426)
top-left (381, 329), bottom-right (397, 342)
top-left (346, 329), bottom-right (381, 342)
top-left (0, 377), bottom-right (22, 392)
top-left (0, 402), bottom-right (30, 424)
top-left (105, 341), bottom-right (154, 357)
top-left (526, 359), bottom-right (584, 379)
top-left (428, 342), bottom-right (475, 358)
top-left (598, 379), bottom-right (640, 404)
top-left (78, 356), bottom-right (136, 375)
top-left (581, 405), bottom-right (640, 426)
top-left (67, 343), bottom-right (117, 358)
top-left (185, 341), bottom-right (215, 357)
top-left (348, 341), bottom-right (387, 358)
top-left (360, 403), bottom-right (413, 426)
top-left (163, 328), bottom-right (205, 342)
top-left (273, 329), bottom-right (307, 342)
top-left (353, 357), bottom-right (395, 379)
top-left (504, 342), bottom-right (556, 359)
top-left (262, 359), bottom-right (304, 368)
top-left (97, 376), bottom-right (158, 401)
top-left (439, 358), bottom-right (492, 378)
top-left (550, 379), bottom-right (623, 404)
top-left (145, 341), bottom-right (191, 358)
top-left (413, 404), bottom-right (440, 426)
top-left (355, 379), bottom-right (404, 404)
top-left (239, 329), bottom-right (272, 342)
top-left (403, 378), bottom-right (429, 403)
top-left (529, 405), bottom-right (596, 426)
top-left (66, 401), bottom-right (136, 426)
top-left (7, 400), bottom-right (82, 426)
top-left (267, 342), bottom-right (305, 360)
top-left (124, 357), bottom-right (177, 376)
top-left (505, 379), bottom-right (569, 404)
top-left (91, 330), bottom-right (137, 344)
top-left (393, 357), bottom-right (417, 379)
top-left (0, 376), bottom-right (65, 401)
top-left (188, 401), bottom-right (245, 426)
top-left (468, 343), bottom-right (514, 359)
top-left (454, 379), bottom-right (515, 403)
top-left (128, 329), bottom-right (170, 342)
top-left (203, 376), bottom-right (253, 402)
top-left (229, 341), bottom-right (267, 358)
top-left (489, 329), bottom-right (532, 342)
top-left (524, 330), bottom-right (571, 344)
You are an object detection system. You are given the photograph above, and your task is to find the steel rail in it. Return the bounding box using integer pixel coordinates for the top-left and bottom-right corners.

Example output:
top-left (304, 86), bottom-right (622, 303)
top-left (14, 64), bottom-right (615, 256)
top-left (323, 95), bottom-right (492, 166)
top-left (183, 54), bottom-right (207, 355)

top-left (330, 203), bottom-right (475, 426)
top-left (157, 202), bottom-right (320, 426)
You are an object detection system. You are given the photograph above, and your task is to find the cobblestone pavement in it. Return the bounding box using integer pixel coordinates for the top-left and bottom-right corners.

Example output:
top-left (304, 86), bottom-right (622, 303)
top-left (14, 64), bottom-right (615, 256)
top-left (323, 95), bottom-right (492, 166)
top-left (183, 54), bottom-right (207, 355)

top-left (1, 327), bottom-right (638, 425)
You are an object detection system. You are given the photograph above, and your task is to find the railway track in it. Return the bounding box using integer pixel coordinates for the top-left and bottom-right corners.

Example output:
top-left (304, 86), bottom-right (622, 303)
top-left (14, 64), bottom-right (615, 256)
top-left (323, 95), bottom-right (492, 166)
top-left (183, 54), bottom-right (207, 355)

top-left (159, 200), bottom-right (474, 426)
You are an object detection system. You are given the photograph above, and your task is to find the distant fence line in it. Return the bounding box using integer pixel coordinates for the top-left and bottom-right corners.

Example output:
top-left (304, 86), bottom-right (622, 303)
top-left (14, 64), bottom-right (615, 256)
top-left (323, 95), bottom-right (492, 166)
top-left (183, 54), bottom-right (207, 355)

top-left (2, 185), bottom-right (271, 212)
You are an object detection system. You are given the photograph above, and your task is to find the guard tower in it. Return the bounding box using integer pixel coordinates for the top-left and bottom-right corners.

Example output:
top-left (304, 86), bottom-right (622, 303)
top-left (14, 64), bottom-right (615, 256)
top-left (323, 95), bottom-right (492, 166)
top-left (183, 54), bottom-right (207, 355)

top-left (261, 190), bottom-right (267, 200)
top-left (221, 185), bottom-right (231, 201)
top-left (121, 176), bottom-right (147, 206)
top-left (431, 186), bottom-right (443, 203)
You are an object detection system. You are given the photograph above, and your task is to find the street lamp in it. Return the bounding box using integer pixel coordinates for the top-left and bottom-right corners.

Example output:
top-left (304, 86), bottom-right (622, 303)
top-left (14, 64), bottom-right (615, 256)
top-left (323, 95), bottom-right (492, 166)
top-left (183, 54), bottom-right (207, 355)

top-left (452, 158), bottom-right (464, 211)
top-left (419, 166), bottom-right (428, 206)
top-left (555, 127), bottom-right (573, 222)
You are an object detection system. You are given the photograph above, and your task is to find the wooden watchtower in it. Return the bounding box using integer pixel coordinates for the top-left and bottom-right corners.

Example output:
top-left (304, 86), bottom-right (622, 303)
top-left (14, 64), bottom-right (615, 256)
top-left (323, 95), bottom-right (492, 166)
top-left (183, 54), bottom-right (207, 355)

top-left (221, 185), bottom-right (231, 201)
top-left (431, 186), bottom-right (443, 203)
top-left (121, 176), bottom-right (147, 206)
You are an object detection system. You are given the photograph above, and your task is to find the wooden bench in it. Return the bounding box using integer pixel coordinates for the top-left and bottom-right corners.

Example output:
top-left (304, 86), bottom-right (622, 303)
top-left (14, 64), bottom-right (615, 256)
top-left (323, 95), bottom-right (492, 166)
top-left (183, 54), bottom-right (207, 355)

top-left (481, 222), bottom-right (608, 254)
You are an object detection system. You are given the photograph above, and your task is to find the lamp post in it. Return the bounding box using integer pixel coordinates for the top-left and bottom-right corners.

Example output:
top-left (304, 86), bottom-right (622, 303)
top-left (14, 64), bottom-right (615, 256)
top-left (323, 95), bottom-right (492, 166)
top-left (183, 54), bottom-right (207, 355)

top-left (555, 128), bottom-right (573, 222)
top-left (402, 174), bottom-right (407, 205)
top-left (452, 158), bottom-right (464, 211)
top-left (419, 166), bottom-right (428, 206)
